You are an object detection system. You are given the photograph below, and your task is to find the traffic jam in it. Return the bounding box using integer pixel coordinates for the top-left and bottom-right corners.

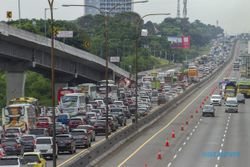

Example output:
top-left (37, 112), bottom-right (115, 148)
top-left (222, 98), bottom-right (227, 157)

top-left (0, 39), bottom-right (232, 166)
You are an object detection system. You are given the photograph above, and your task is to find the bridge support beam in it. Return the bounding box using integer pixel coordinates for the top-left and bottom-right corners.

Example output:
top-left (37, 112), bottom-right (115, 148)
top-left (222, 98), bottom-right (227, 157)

top-left (6, 71), bottom-right (26, 104)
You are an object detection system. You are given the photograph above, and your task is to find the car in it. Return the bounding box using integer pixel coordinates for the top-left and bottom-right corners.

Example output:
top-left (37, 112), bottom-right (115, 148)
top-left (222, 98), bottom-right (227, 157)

top-left (0, 148), bottom-right (5, 158)
top-left (91, 109), bottom-right (103, 118)
top-left (49, 122), bottom-right (69, 136)
top-left (22, 152), bottom-right (46, 167)
top-left (68, 117), bottom-right (86, 131)
top-left (202, 105), bottom-right (215, 117)
top-left (88, 101), bottom-right (99, 109)
top-left (93, 120), bottom-right (111, 135)
top-left (1, 138), bottom-right (22, 155)
top-left (237, 93), bottom-right (245, 104)
top-left (4, 127), bottom-right (22, 137)
top-left (86, 112), bottom-right (98, 125)
top-left (36, 117), bottom-right (52, 129)
top-left (77, 125), bottom-right (96, 141)
top-left (210, 94), bottom-right (222, 105)
top-left (158, 94), bottom-right (167, 104)
top-left (225, 97), bottom-right (238, 113)
top-left (34, 137), bottom-right (58, 159)
top-left (29, 128), bottom-right (49, 137)
top-left (56, 134), bottom-right (76, 154)
top-left (128, 104), bottom-right (136, 115)
top-left (138, 108), bottom-right (148, 117)
top-left (0, 156), bottom-right (21, 167)
top-left (70, 129), bottom-right (91, 148)
top-left (110, 108), bottom-right (127, 126)
top-left (99, 115), bottom-right (118, 131)
top-left (20, 135), bottom-right (36, 152)
top-left (122, 106), bottom-right (131, 118)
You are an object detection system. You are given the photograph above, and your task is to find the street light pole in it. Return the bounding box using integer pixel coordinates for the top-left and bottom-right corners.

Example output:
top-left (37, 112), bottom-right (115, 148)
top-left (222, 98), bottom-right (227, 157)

top-left (134, 13), bottom-right (171, 123)
top-left (47, 0), bottom-right (56, 167)
top-left (44, 7), bottom-right (57, 37)
top-left (18, 0), bottom-right (21, 27)
top-left (62, 0), bottom-right (148, 140)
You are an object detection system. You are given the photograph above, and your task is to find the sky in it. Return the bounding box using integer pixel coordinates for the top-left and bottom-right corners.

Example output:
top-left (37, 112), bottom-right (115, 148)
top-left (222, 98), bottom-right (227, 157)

top-left (0, 0), bottom-right (249, 34)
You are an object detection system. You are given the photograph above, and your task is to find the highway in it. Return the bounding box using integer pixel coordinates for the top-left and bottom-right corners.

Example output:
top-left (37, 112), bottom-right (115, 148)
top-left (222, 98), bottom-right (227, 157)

top-left (95, 42), bottom-right (245, 167)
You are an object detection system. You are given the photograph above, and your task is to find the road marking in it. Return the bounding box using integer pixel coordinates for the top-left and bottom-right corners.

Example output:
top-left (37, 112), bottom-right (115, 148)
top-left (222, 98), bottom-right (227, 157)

top-left (215, 164), bottom-right (218, 167)
top-left (223, 134), bottom-right (226, 137)
top-left (173, 154), bottom-right (177, 159)
top-left (219, 149), bottom-right (222, 153)
top-left (190, 132), bottom-right (193, 136)
top-left (168, 162), bottom-right (172, 167)
top-left (183, 142), bottom-right (186, 146)
top-left (217, 156), bottom-right (220, 161)
top-left (222, 138), bottom-right (225, 142)
top-left (178, 147), bottom-right (182, 152)
top-left (195, 125), bottom-right (198, 129)
top-left (193, 129), bottom-right (195, 132)
top-left (197, 121), bottom-right (200, 125)
top-left (117, 66), bottom-right (229, 167)
top-left (224, 130), bottom-right (227, 134)
top-left (221, 143), bottom-right (224, 147)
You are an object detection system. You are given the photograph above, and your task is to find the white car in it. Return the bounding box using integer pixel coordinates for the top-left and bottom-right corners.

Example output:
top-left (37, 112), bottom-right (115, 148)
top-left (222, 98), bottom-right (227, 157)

top-left (0, 156), bottom-right (21, 167)
top-left (35, 137), bottom-right (58, 159)
top-left (210, 94), bottom-right (222, 106)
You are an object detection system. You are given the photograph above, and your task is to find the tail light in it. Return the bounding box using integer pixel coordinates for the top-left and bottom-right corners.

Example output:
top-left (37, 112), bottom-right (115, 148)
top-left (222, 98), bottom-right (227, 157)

top-left (33, 140), bottom-right (36, 145)
top-left (1, 144), bottom-right (6, 147)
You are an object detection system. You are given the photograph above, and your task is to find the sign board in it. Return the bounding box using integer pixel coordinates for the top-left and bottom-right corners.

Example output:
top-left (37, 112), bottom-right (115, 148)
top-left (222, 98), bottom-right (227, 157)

top-left (6, 11), bottom-right (12, 19)
top-left (110, 56), bottom-right (120, 63)
top-left (56, 31), bottom-right (73, 38)
top-left (167, 36), bottom-right (190, 49)
top-left (141, 29), bottom-right (148, 37)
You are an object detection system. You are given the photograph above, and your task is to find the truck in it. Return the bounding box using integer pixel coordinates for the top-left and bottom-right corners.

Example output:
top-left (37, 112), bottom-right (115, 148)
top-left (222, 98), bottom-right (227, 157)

top-left (188, 66), bottom-right (199, 83)
top-left (224, 81), bottom-right (237, 100)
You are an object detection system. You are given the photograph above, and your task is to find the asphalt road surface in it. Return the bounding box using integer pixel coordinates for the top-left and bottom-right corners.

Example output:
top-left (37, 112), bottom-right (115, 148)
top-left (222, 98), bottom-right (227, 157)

top-left (96, 41), bottom-right (246, 167)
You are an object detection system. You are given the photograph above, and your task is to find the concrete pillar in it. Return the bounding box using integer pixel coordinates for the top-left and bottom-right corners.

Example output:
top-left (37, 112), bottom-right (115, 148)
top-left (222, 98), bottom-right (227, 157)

top-left (6, 71), bottom-right (26, 104)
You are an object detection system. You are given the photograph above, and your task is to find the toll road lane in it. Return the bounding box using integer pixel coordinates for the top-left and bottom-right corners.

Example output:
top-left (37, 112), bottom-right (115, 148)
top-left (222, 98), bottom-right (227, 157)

top-left (219, 99), bottom-right (250, 167)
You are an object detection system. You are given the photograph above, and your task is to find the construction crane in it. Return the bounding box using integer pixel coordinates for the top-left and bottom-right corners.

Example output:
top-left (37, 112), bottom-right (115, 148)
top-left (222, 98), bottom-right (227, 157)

top-left (183, 0), bottom-right (187, 18)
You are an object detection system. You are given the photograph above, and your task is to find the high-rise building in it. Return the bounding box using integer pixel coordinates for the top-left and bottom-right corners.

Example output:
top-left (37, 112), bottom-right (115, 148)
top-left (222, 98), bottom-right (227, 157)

top-left (84, 0), bottom-right (133, 15)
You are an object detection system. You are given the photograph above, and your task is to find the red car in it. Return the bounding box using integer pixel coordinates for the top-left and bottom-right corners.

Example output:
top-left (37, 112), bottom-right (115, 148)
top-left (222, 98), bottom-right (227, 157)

top-left (69, 117), bottom-right (86, 131)
top-left (36, 117), bottom-right (52, 129)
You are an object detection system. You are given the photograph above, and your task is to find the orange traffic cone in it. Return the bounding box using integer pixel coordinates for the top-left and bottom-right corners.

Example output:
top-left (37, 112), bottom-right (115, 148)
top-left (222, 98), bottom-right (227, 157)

top-left (171, 130), bottom-right (175, 138)
top-left (157, 151), bottom-right (162, 160)
top-left (165, 138), bottom-right (170, 147)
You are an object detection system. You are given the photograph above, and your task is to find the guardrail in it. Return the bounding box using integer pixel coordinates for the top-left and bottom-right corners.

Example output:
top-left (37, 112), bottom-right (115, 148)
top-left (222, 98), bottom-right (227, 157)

top-left (64, 41), bottom-right (237, 167)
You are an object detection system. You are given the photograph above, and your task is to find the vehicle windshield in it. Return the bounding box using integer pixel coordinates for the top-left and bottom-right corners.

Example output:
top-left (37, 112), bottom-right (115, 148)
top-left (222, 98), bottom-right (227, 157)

top-left (203, 105), bottom-right (212, 110)
top-left (36, 139), bottom-right (51, 144)
top-left (23, 155), bottom-right (40, 163)
top-left (6, 129), bottom-right (19, 133)
top-left (57, 136), bottom-right (71, 140)
top-left (38, 118), bottom-right (49, 122)
top-left (227, 100), bottom-right (237, 105)
top-left (212, 95), bottom-right (221, 99)
top-left (61, 96), bottom-right (78, 108)
top-left (30, 129), bottom-right (45, 135)
top-left (71, 131), bottom-right (86, 136)
top-left (0, 159), bottom-right (18, 165)
top-left (21, 136), bottom-right (34, 141)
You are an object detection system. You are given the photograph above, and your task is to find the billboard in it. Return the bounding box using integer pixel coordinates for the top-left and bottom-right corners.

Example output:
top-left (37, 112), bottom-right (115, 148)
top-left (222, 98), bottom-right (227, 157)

top-left (167, 36), bottom-right (190, 49)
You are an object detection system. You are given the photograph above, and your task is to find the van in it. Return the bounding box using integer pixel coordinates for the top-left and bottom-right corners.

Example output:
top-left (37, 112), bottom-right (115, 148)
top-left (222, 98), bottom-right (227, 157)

top-left (34, 137), bottom-right (57, 159)
top-left (225, 97), bottom-right (238, 113)
top-left (59, 93), bottom-right (87, 116)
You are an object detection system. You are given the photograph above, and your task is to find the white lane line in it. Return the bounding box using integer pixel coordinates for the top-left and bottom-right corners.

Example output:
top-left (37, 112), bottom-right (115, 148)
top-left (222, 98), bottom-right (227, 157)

top-left (222, 138), bottom-right (225, 142)
top-left (173, 154), bottom-right (177, 159)
top-left (195, 125), bottom-right (198, 129)
top-left (183, 142), bottom-right (186, 146)
top-left (193, 129), bottom-right (195, 132)
top-left (187, 137), bottom-right (190, 140)
top-left (200, 118), bottom-right (203, 121)
top-left (178, 147), bottom-right (182, 152)
top-left (215, 164), bottom-right (218, 167)
top-left (217, 156), bottom-right (220, 161)
top-left (224, 130), bottom-right (227, 134)
top-left (168, 162), bottom-right (172, 167)
top-left (197, 121), bottom-right (200, 125)
top-left (219, 149), bottom-right (222, 153)
top-left (225, 126), bottom-right (228, 130)
top-left (221, 143), bottom-right (224, 147)
top-left (223, 134), bottom-right (226, 137)
top-left (190, 132), bottom-right (193, 136)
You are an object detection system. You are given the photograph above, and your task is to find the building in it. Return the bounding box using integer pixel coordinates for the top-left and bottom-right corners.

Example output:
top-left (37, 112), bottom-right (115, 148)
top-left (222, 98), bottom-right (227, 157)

top-left (84, 0), bottom-right (133, 15)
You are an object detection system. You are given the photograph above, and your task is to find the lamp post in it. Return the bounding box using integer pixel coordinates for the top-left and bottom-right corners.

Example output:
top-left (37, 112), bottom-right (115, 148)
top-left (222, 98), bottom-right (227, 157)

top-left (18, 0), bottom-right (21, 26)
top-left (62, 0), bottom-right (148, 139)
top-left (44, 7), bottom-right (57, 37)
top-left (134, 13), bottom-right (171, 123)
top-left (47, 0), bottom-right (56, 167)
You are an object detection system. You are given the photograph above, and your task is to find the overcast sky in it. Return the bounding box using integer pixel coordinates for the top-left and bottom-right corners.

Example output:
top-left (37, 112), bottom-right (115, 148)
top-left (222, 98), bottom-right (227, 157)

top-left (0, 0), bottom-right (249, 34)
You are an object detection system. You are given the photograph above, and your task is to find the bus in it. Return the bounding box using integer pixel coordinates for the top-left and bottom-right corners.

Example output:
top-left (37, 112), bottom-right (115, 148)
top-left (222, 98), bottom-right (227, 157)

top-left (141, 76), bottom-right (154, 88)
top-left (57, 87), bottom-right (79, 103)
top-left (2, 103), bottom-right (36, 133)
top-left (97, 80), bottom-right (118, 101)
top-left (77, 83), bottom-right (97, 101)
top-left (237, 80), bottom-right (250, 97)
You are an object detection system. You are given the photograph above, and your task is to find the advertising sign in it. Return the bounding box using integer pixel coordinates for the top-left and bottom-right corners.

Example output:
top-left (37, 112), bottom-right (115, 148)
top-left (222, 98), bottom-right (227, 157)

top-left (168, 36), bottom-right (190, 49)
